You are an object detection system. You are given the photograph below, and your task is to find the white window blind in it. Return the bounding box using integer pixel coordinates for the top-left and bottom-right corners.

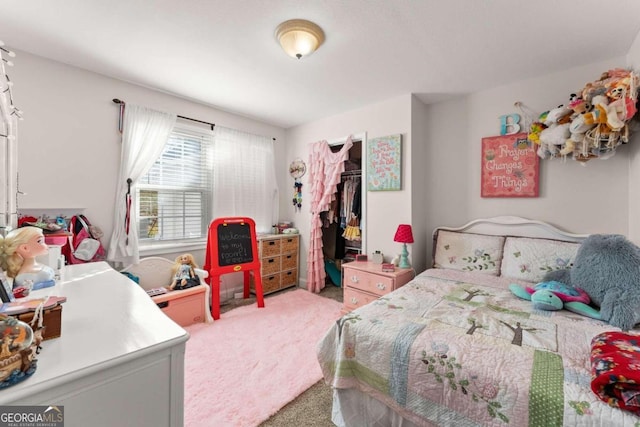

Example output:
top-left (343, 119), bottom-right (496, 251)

top-left (137, 126), bottom-right (212, 243)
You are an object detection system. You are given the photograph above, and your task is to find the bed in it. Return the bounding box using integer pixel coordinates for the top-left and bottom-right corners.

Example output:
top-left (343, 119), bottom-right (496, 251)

top-left (316, 216), bottom-right (639, 426)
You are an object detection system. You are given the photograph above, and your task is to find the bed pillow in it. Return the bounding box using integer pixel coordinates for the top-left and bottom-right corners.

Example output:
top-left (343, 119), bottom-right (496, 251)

top-left (433, 230), bottom-right (505, 275)
top-left (500, 236), bottom-right (580, 283)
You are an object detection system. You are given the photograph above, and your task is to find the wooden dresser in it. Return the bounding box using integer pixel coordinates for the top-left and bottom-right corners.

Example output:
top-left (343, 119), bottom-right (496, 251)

top-left (252, 233), bottom-right (300, 294)
top-left (342, 261), bottom-right (414, 313)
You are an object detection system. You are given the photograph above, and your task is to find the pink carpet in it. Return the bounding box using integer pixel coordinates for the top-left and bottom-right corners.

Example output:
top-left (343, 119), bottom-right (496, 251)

top-left (184, 289), bottom-right (343, 427)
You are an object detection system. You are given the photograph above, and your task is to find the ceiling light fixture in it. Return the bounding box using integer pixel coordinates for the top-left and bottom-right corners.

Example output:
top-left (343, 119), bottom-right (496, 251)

top-left (275, 19), bottom-right (325, 59)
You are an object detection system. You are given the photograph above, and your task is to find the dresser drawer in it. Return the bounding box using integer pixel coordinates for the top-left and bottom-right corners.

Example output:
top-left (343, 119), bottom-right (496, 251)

top-left (281, 236), bottom-right (298, 254)
top-left (281, 269), bottom-right (297, 287)
top-left (261, 255), bottom-right (281, 275)
top-left (281, 253), bottom-right (297, 270)
top-left (260, 239), bottom-right (281, 257)
top-left (260, 273), bottom-right (281, 294)
top-left (343, 268), bottom-right (394, 296)
top-left (343, 287), bottom-right (378, 311)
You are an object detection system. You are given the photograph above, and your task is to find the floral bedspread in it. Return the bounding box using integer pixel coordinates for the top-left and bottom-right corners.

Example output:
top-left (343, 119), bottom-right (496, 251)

top-left (316, 269), bottom-right (640, 426)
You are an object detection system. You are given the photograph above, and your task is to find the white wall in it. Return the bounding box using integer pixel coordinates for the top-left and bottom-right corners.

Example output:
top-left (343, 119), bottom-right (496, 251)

top-left (286, 56), bottom-right (637, 285)
top-left (12, 51), bottom-right (286, 272)
top-left (423, 56), bottom-right (632, 258)
top-left (626, 31), bottom-right (640, 244)
top-left (422, 95), bottom-right (470, 265)
top-left (284, 94), bottom-right (412, 288)
top-left (410, 95), bottom-right (429, 272)
top-left (12, 48), bottom-right (639, 295)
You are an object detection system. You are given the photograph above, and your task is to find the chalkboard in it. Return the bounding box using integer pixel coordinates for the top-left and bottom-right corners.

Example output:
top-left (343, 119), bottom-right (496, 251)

top-left (216, 222), bottom-right (254, 267)
top-left (205, 217), bottom-right (264, 321)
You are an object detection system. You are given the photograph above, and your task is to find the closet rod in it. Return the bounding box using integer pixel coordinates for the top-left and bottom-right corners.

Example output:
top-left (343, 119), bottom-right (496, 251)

top-left (341, 169), bottom-right (362, 176)
top-left (112, 98), bottom-right (276, 140)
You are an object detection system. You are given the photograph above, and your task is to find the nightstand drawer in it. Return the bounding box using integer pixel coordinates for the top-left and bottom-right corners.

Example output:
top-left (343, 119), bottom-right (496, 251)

top-left (343, 268), bottom-right (394, 296)
top-left (343, 287), bottom-right (378, 311)
top-left (341, 261), bottom-right (414, 313)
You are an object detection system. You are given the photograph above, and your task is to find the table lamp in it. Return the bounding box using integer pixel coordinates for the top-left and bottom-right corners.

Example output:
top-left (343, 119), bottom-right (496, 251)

top-left (393, 224), bottom-right (414, 269)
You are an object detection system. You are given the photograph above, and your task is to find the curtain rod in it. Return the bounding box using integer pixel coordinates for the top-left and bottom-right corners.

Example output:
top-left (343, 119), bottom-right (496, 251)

top-left (112, 98), bottom-right (215, 130)
top-left (112, 98), bottom-right (276, 140)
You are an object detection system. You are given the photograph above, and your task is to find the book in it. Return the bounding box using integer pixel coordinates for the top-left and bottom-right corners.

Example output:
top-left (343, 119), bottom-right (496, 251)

top-left (146, 287), bottom-right (168, 298)
top-left (0, 271), bottom-right (14, 303)
top-left (0, 296), bottom-right (67, 316)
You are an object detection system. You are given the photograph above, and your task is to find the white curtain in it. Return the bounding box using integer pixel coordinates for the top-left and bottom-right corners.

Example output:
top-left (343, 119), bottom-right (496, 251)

top-left (107, 104), bottom-right (177, 265)
top-left (0, 43), bottom-right (19, 231)
top-left (212, 126), bottom-right (278, 233)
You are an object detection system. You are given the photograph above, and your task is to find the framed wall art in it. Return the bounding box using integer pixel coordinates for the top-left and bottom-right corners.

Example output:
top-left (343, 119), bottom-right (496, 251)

top-left (481, 133), bottom-right (539, 197)
top-left (367, 134), bottom-right (401, 191)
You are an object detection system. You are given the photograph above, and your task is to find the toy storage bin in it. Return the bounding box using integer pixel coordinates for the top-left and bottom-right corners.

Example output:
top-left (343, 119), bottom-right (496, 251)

top-left (121, 256), bottom-right (213, 326)
top-left (151, 285), bottom-right (207, 327)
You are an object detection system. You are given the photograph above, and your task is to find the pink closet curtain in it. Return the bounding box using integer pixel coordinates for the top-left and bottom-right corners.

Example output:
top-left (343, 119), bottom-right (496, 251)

top-left (307, 137), bottom-right (353, 293)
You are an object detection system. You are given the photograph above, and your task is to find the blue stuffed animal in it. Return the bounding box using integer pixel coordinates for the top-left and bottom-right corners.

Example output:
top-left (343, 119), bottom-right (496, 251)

top-left (509, 281), bottom-right (601, 320)
top-left (544, 234), bottom-right (640, 331)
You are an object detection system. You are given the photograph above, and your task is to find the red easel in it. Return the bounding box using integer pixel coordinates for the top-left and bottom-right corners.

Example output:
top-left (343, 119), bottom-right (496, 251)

top-left (204, 217), bottom-right (264, 320)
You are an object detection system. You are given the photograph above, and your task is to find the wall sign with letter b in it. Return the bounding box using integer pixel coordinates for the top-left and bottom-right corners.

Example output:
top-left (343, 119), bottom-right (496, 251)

top-left (499, 113), bottom-right (521, 135)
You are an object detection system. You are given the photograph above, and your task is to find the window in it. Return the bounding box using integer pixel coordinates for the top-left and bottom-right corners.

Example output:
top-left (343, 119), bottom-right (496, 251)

top-left (137, 125), bottom-right (212, 244)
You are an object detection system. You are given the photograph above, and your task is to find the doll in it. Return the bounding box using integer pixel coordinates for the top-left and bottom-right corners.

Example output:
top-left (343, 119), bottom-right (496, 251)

top-left (170, 253), bottom-right (197, 290)
top-left (1, 226), bottom-right (55, 292)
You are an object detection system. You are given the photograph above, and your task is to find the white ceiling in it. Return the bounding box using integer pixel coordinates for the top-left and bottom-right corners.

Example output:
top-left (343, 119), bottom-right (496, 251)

top-left (2, 0), bottom-right (640, 129)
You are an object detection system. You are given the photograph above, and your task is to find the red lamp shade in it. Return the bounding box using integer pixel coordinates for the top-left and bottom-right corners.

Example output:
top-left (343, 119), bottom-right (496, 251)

top-left (393, 224), bottom-right (414, 244)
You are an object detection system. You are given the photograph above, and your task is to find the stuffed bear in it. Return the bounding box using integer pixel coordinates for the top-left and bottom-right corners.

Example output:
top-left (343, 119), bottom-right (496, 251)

top-left (605, 81), bottom-right (638, 131)
top-left (582, 95), bottom-right (609, 126)
top-left (561, 113), bottom-right (596, 157)
top-left (544, 234), bottom-right (640, 331)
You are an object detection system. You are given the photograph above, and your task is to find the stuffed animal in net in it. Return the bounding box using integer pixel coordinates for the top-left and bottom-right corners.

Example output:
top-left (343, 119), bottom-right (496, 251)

top-left (560, 95), bottom-right (595, 156)
top-left (537, 104), bottom-right (572, 158)
top-left (509, 281), bottom-right (601, 319)
top-left (535, 68), bottom-right (639, 162)
top-left (544, 234), bottom-right (640, 331)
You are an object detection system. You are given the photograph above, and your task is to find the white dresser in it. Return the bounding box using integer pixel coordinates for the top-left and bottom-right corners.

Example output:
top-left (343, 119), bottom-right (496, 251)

top-left (0, 262), bottom-right (188, 427)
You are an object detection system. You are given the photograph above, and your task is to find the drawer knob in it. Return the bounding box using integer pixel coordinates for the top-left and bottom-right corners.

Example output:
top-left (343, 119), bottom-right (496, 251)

top-left (350, 276), bottom-right (359, 283)
top-left (376, 282), bottom-right (386, 290)
top-left (350, 297), bottom-right (358, 304)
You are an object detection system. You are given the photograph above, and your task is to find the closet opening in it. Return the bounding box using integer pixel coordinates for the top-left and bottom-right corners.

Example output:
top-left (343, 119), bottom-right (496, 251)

top-left (322, 139), bottom-right (364, 287)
